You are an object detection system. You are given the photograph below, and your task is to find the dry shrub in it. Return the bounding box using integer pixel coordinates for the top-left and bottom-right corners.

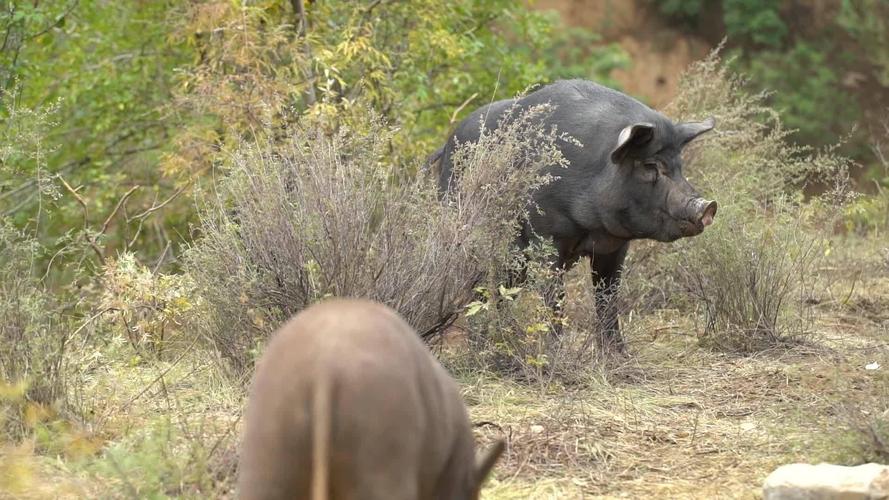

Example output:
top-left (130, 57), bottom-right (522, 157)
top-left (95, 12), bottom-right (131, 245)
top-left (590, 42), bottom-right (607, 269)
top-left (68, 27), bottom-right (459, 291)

top-left (185, 109), bottom-right (564, 375)
top-left (0, 223), bottom-right (64, 402)
top-left (461, 241), bottom-right (567, 381)
top-left (0, 221), bottom-right (68, 436)
top-left (666, 48), bottom-right (855, 209)
top-left (641, 48), bottom-right (855, 351)
top-left (679, 206), bottom-right (822, 350)
top-left (100, 254), bottom-right (200, 360)
top-left (458, 245), bottom-right (635, 384)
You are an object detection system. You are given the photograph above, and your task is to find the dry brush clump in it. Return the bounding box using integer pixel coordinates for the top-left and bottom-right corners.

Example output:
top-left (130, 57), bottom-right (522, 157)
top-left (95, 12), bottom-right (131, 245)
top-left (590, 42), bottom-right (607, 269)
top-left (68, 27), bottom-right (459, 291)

top-left (0, 223), bottom-right (66, 409)
top-left (637, 48), bottom-right (856, 352)
top-left (99, 253), bottom-right (200, 361)
top-left (185, 108), bottom-right (565, 375)
top-left (457, 242), bottom-right (649, 384)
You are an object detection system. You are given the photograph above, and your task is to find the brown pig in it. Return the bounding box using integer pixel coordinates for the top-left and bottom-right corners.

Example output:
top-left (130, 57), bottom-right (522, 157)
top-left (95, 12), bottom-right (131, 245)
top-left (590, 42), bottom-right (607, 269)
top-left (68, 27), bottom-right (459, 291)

top-left (237, 298), bottom-right (505, 500)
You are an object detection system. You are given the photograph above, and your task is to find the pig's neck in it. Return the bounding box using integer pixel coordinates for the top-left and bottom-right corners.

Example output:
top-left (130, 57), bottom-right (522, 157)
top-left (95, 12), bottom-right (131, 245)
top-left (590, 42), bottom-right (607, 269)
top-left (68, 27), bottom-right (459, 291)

top-left (555, 231), bottom-right (628, 265)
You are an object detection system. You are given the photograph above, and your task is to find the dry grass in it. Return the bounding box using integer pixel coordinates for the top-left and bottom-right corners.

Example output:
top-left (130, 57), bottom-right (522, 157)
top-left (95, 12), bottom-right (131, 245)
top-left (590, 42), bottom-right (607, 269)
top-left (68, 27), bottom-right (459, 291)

top-left (4, 235), bottom-right (886, 499)
top-left (458, 235), bottom-right (889, 499)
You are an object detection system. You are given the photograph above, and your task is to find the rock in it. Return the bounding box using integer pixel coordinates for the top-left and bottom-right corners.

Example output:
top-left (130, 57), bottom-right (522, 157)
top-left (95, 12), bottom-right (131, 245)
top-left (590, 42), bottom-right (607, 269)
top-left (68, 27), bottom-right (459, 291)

top-left (763, 463), bottom-right (889, 500)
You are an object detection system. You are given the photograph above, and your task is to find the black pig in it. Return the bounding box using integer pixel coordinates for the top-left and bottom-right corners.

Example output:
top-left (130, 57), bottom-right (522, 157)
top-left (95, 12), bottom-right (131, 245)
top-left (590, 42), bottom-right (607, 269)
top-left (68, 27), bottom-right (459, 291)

top-left (436, 80), bottom-right (717, 353)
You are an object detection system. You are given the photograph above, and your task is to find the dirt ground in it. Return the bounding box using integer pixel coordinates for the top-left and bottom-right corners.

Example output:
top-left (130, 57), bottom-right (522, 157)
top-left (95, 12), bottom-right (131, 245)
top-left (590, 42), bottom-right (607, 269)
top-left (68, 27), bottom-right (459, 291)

top-left (463, 236), bottom-right (889, 499)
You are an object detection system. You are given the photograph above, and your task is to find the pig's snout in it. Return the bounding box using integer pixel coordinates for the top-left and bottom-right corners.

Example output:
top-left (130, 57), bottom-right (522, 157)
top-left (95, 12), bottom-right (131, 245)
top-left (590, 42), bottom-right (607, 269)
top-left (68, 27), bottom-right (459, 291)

top-left (696, 199), bottom-right (717, 228)
top-left (679, 198), bottom-right (717, 236)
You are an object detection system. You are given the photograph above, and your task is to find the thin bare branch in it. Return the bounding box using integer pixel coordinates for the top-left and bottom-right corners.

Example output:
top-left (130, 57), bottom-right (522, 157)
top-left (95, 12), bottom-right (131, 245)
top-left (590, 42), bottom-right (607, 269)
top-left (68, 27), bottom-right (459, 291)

top-left (100, 185), bottom-right (139, 236)
top-left (58, 176), bottom-right (88, 228)
top-left (450, 93), bottom-right (479, 126)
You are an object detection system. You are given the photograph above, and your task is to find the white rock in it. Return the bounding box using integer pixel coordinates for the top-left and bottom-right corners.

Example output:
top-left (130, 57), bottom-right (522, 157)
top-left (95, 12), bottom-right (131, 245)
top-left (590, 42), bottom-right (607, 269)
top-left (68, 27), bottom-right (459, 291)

top-left (763, 463), bottom-right (889, 500)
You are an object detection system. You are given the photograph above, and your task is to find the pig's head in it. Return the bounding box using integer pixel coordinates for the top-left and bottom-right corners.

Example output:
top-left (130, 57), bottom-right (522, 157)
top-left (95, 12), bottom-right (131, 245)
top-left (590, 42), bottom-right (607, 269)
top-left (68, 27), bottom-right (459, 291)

top-left (605, 116), bottom-right (717, 242)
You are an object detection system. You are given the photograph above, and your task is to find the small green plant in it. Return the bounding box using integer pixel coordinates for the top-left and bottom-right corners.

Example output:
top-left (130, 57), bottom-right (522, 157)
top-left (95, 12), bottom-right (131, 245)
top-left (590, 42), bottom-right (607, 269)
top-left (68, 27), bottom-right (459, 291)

top-left (83, 416), bottom-right (236, 497)
top-left (463, 242), bottom-right (566, 383)
top-left (844, 194), bottom-right (889, 235)
top-left (852, 410), bottom-right (889, 463)
top-left (830, 368), bottom-right (889, 464)
top-left (459, 238), bottom-right (633, 385)
top-left (843, 124), bottom-right (889, 234)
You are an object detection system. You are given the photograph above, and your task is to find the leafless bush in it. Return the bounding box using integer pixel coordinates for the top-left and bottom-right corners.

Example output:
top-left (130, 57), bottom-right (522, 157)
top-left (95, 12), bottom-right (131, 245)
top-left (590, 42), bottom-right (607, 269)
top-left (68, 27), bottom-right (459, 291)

top-left (633, 47), bottom-right (855, 352)
top-left (185, 109), bottom-right (565, 375)
top-left (678, 205), bottom-right (822, 351)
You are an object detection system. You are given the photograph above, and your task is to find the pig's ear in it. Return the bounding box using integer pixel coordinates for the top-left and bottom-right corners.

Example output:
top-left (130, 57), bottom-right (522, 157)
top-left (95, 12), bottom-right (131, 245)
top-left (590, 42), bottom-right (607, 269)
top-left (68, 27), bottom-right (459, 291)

top-left (474, 439), bottom-right (506, 488)
top-left (677, 117), bottom-right (715, 146)
top-left (611, 122), bottom-right (655, 164)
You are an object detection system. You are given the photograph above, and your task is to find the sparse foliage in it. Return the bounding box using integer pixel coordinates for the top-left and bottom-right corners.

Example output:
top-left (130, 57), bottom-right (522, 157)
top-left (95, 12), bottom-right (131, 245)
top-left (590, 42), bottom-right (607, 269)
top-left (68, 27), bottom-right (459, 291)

top-left (0, 222), bottom-right (65, 421)
top-left (185, 107), bottom-right (565, 374)
top-left (654, 49), bottom-right (854, 351)
top-left (101, 254), bottom-right (199, 360)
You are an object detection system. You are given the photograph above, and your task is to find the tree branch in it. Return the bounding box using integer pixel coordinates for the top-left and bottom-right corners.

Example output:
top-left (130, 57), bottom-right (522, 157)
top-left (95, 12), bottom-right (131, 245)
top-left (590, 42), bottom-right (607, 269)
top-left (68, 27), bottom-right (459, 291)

top-left (101, 185), bottom-right (139, 236)
top-left (59, 175), bottom-right (104, 263)
top-left (450, 93), bottom-right (479, 125)
top-left (58, 175), bottom-right (88, 228)
top-left (24, 0), bottom-right (79, 42)
top-left (290, 0), bottom-right (317, 106)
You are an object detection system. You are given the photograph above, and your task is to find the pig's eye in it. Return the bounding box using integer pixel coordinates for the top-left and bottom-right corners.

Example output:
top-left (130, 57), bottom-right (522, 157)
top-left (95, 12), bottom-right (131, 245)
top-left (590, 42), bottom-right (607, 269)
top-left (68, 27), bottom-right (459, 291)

top-left (642, 160), bottom-right (664, 181)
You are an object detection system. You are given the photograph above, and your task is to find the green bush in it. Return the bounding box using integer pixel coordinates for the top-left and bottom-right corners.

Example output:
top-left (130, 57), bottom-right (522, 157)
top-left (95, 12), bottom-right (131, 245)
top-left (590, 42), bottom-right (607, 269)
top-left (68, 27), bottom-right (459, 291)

top-left (723, 0), bottom-right (787, 48)
top-left (839, 0), bottom-right (889, 87)
top-left (650, 0), bottom-right (787, 46)
top-left (738, 42), bottom-right (861, 150)
top-left (652, 0), bottom-right (707, 26)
